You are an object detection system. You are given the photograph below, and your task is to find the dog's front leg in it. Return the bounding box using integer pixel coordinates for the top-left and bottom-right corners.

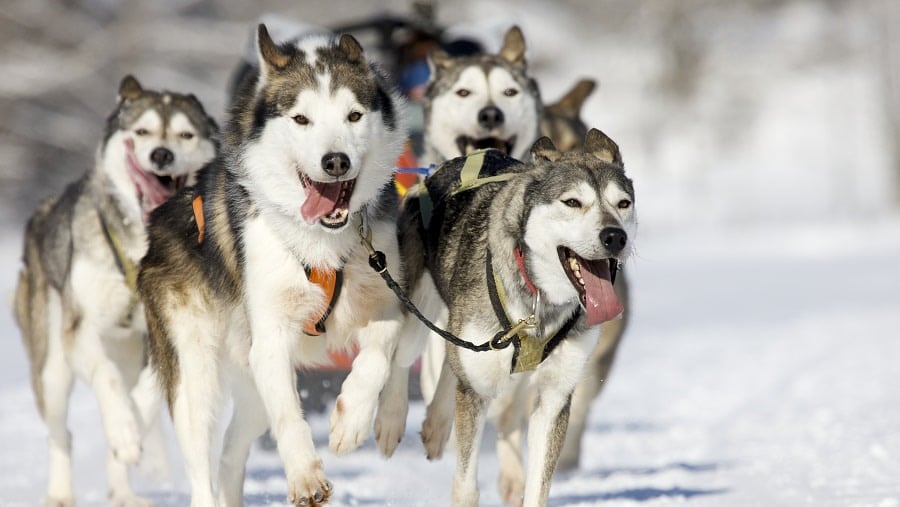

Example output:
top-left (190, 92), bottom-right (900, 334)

top-left (329, 303), bottom-right (403, 455)
top-left (243, 220), bottom-right (332, 506)
top-left (521, 332), bottom-right (595, 506)
top-left (246, 313), bottom-right (331, 505)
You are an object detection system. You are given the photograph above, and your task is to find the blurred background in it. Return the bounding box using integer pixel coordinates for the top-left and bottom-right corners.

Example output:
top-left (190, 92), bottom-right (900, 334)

top-left (2, 2), bottom-right (900, 505)
top-left (1, 0), bottom-right (898, 233)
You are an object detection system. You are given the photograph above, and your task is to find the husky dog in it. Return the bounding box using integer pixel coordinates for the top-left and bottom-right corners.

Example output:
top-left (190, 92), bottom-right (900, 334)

top-left (137, 26), bottom-right (408, 507)
top-left (13, 76), bottom-right (218, 507)
top-left (401, 130), bottom-right (636, 506)
top-left (539, 78), bottom-right (596, 152)
top-left (421, 25), bottom-right (541, 165)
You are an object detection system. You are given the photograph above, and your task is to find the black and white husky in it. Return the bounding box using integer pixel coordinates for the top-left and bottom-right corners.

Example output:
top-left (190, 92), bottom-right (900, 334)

top-left (137, 26), bottom-right (408, 507)
top-left (399, 130), bottom-right (636, 506)
top-left (14, 76), bottom-right (218, 507)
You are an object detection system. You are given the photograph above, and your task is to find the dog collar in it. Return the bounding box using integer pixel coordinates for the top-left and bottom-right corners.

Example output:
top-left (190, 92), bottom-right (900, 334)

top-left (514, 246), bottom-right (538, 295)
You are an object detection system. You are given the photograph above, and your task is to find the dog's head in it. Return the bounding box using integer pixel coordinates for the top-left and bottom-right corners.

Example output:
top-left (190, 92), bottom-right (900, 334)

top-left (234, 25), bottom-right (406, 231)
top-left (519, 129), bottom-right (635, 326)
top-left (423, 26), bottom-right (541, 163)
top-left (540, 79), bottom-right (596, 152)
top-left (103, 75), bottom-right (218, 220)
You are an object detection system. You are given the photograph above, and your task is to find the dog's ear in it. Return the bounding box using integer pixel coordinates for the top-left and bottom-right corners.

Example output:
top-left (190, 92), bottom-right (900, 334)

top-left (531, 136), bottom-right (561, 162)
top-left (550, 79), bottom-right (596, 117)
top-left (339, 33), bottom-right (364, 63)
top-left (584, 128), bottom-right (622, 165)
top-left (257, 24), bottom-right (291, 72)
top-left (427, 47), bottom-right (453, 75)
top-left (499, 26), bottom-right (527, 68)
top-left (118, 75), bottom-right (143, 102)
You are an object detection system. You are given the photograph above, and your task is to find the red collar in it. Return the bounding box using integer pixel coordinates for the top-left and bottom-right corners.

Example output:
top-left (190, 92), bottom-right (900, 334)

top-left (514, 247), bottom-right (538, 295)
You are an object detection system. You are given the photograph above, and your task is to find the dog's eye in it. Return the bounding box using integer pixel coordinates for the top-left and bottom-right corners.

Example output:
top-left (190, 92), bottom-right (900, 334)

top-left (135, 128), bottom-right (150, 136)
top-left (348, 111), bottom-right (363, 122)
top-left (456, 89), bottom-right (471, 97)
top-left (179, 132), bottom-right (194, 140)
top-left (503, 88), bottom-right (519, 97)
top-left (617, 199), bottom-right (632, 209)
top-left (562, 198), bottom-right (582, 208)
top-left (292, 114), bottom-right (310, 126)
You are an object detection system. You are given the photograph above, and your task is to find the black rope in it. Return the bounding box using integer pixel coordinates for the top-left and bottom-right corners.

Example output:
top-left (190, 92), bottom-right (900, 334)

top-left (367, 250), bottom-right (513, 352)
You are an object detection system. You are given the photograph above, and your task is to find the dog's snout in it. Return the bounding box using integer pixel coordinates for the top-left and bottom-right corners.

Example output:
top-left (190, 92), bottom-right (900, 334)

top-left (150, 147), bottom-right (174, 168)
top-left (600, 227), bottom-right (627, 254)
top-left (321, 152), bottom-right (351, 177)
top-left (477, 106), bottom-right (505, 130)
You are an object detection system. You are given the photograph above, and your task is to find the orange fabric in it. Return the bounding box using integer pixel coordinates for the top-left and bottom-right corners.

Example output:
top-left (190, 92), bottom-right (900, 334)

top-left (394, 142), bottom-right (420, 196)
top-left (192, 195), bottom-right (205, 244)
top-left (303, 267), bottom-right (338, 336)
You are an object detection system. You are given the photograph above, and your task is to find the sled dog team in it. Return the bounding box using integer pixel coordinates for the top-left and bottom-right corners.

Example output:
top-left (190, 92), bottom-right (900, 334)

top-left (15, 21), bottom-right (636, 507)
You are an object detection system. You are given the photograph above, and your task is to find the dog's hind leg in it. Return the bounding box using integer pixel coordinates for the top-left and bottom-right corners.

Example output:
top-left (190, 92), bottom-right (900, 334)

top-left (421, 353), bottom-right (456, 460)
top-left (168, 318), bottom-right (224, 507)
top-left (217, 373), bottom-right (269, 507)
top-left (41, 290), bottom-right (75, 507)
top-left (494, 379), bottom-right (529, 507)
top-left (451, 383), bottom-right (488, 507)
top-left (374, 361), bottom-right (409, 457)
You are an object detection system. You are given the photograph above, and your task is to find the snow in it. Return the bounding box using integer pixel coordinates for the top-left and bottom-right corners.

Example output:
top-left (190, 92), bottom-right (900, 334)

top-left (3, 0), bottom-right (900, 506)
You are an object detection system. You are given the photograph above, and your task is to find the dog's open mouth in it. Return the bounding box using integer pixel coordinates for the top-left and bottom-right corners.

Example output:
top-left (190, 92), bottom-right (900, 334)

top-left (455, 135), bottom-right (516, 156)
top-left (124, 139), bottom-right (185, 220)
top-left (299, 172), bottom-right (356, 228)
top-left (558, 247), bottom-right (623, 326)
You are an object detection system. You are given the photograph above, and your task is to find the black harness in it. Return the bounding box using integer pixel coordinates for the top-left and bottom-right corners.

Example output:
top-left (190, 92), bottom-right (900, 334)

top-left (362, 149), bottom-right (586, 372)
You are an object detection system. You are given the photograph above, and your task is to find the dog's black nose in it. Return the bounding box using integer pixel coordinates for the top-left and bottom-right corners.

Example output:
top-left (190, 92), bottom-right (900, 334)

top-left (321, 152), bottom-right (351, 177)
top-left (600, 227), bottom-right (627, 254)
top-left (477, 106), bottom-right (504, 130)
top-left (150, 147), bottom-right (174, 168)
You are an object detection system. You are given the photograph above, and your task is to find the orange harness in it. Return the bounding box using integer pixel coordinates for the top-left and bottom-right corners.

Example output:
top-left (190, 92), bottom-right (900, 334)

top-left (192, 194), bottom-right (342, 336)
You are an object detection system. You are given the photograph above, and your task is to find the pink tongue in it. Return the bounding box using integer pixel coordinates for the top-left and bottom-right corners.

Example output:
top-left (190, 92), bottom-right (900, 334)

top-left (300, 180), bottom-right (342, 224)
top-left (124, 139), bottom-right (173, 219)
top-left (580, 259), bottom-right (623, 326)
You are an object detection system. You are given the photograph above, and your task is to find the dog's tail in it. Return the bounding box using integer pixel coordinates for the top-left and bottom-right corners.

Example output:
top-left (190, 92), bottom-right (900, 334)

top-left (14, 202), bottom-right (55, 417)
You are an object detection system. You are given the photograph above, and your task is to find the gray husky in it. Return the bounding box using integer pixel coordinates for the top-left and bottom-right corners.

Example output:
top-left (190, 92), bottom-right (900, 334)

top-left (400, 130), bottom-right (636, 506)
top-left (14, 75), bottom-right (218, 507)
top-left (137, 26), bottom-right (408, 507)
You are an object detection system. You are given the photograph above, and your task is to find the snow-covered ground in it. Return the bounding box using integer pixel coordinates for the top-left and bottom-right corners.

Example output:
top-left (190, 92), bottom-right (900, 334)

top-left (3, 0), bottom-right (900, 505)
top-left (3, 218), bottom-right (900, 507)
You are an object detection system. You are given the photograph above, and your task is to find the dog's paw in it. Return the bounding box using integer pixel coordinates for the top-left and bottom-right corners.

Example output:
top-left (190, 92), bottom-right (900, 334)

top-left (420, 410), bottom-right (452, 460)
top-left (286, 463), bottom-right (332, 507)
top-left (329, 394), bottom-right (374, 455)
top-left (109, 491), bottom-right (153, 507)
top-left (374, 397), bottom-right (407, 457)
top-left (43, 496), bottom-right (75, 507)
top-left (498, 468), bottom-right (525, 507)
top-left (107, 411), bottom-right (142, 465)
